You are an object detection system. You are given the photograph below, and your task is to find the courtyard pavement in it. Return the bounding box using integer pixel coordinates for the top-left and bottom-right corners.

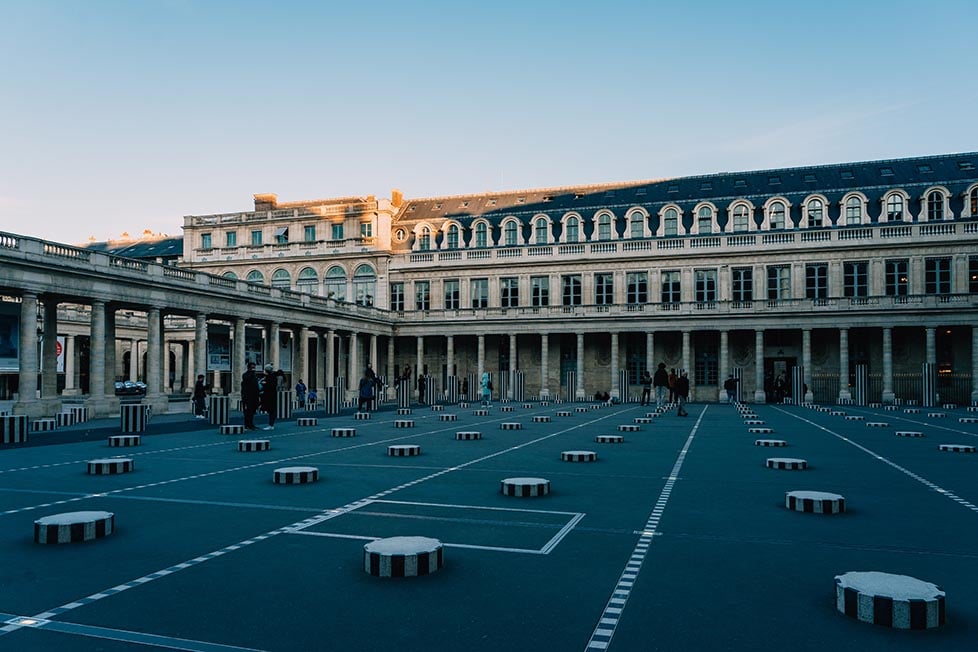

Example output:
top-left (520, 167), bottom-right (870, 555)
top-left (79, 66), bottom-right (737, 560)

top-left (0, 399), bottom-right (976, 651)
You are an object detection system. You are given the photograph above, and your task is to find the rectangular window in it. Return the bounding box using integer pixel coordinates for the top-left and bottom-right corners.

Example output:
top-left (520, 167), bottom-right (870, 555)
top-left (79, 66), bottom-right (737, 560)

top-left (970, 256), bottom-right (978, 294)
top-left (331, 223), bottom-right (344, 241)
top-left (925, 257), bottom-right (952, 295)
top-left (303, 225), bottom-right (316, 242)
top-left (415, 280), bottom-right (430, 311)
top-left (697, 216), bottom-right (712, 234)
top-left (806, 263), bottom-right (828, 301)
top-left (660, 270), bottom-right (681, 305)
top-left (201, 233), bottom-right (212, 250)
top-left (844, 261), bottom-right (869, 298)
top-left (694, 343), bottom-right (718, 386)
top-left (274, 227), bottom-right (289, 244)
top-left (390, 282), bottom-right (404, 312)
top-left (500, 277), bottom-right (519, 308)
top-left (225, 231), bottom-right (236, 248)
top-left (531, 276), bottom-right (549, 307)
top-left (694, 269), bottom-right (717, 303)
top-left (562, 274), bottom-right (582, 306)
top-left (250, 230), bottom-right (262, 247)
top-left (360, 222), bottom-right (372, 238)
top-left (471, 278), bottom-right (488, 309)
top-left (594, 273), bottom-right (613, 306)
top-left (731, 267), bottom-right (753, 303)
top-left (885, 259), bottom-right (909, 297)
top-left (444, 279), bottom-right (460, 310)
top-left (626, 272), bottom-right (648, 305)
top-left (767, 265), bottom-right (791, 300)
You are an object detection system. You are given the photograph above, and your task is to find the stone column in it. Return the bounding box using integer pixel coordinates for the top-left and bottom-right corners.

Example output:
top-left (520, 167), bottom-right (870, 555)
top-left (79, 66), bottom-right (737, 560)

top-left (971, 326), bottom-right (978, 405)
top-left (839, 327), bottom-right (852, 402)
top-left (370, 334), bottom-right (378, 373)
top-left (540, 333), bottom-right (550, 398)
top-left (681, 331), bottom-right (691, 382)
top-left (104, 307), bottom-right (117, 398)
top-left (326, 329), bottom-right (335, 387)
top-left (477, 334), bottom-right (485, 380)
top-left (348, 332), bottom-right (359, 398)
top-left (386, 336), bottom-right (395, 398)
top-left (63, 334), bottom-right (77, 395)
top-left (269, 322), bottom-right (281, 370)
top-left (646, 332), bottom-right (654, 378)
top-left (610, 332), bottom-right (620, 400)
top-left (194, 313), bottom-right (207, 386)
top-left (719, 330), bottom-right (729, 402)
top-left (576, 331), bottom-right (585, 399)
top-left (232, 317), bottom-right (246, 397)
top-left (925, 327), bottom-right (937, 365)
top-left (508, 333), bottom-right (517, 399)
top-left (298, 326), bottom-right (310, 386)
top-left (145, 307), bottom-right (165, 411)
top-left (882, 327), bottom-right (895, 404)
top-left (41, 299), bottom-right (58, 400)
top-left (128, 338), bottom-right (137, 381)
top-left (415, 335), bottom-right (424, 377)
top-left (14, 292), bottom-right (39, 415)
top-left (86, 300), bottom-right (108, 415)
top-left (802, 329), bottom-right (814, 402)
top-left (163, 338), bottom-right (171, 393)
top-left (754, 329), bottom-right (766, 403)
top-left (446, 335), bottom-right (455, 378)
top-left (187, 340), bottom-right (196, 389)
top-left (315, 332), bottom-right (326, 392)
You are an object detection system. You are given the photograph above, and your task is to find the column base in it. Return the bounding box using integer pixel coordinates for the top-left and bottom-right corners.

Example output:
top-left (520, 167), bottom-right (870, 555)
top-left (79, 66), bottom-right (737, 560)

top-left (143, 394), bottom-right (170, 415)
top-left (838, 390), bottom-right (852, 402)
top-left (61, 388), bottom-right (83, 397)
top-left (575, 390), bottom-right (587, 401)
top-left (804, 391), bottom-right (814, 403)
top-left (539, 388), bottom-right (550, 399)
top-left (754, 390), bottom-right (767, 404)
top-left (882, 390), bottom-right (896, 404)
top-left (12, 397), bottom-right (62, 418)
top-left (85, 395), bottom-right (122, 418)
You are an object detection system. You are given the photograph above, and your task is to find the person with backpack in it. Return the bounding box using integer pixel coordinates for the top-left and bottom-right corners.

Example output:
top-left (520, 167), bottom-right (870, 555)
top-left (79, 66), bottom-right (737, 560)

top-left (723, 374), bottom-right (739, 403)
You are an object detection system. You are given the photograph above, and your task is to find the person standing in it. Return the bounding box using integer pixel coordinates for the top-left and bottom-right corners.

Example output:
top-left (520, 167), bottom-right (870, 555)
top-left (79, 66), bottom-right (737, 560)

top-left (675, 371), bottom-right (690, 417)
top-left (295, 379), bottom-right (307, 407)
top-left (417, 374), bottom-right (427, 405)
top-left (640, 370), bottom-right (653, 406)
top-left (461, 377), bottom-right (469, 400)
top-left (241, 362), bottom-right (260, 431)
top-left (192, 374), bottom-right (208, 418)
top-left (481, 371), bottom-right (492, 407)
top-left (653, 363), bottom-right (669, 407)
top-left (358, 371), bottom-right (375, 412)
top-left (723, 374), bottom-right (739, 403)
top-left (668, 368), bottom-right (678, 403)
top-left (261, 364), bottom-right (283, 430)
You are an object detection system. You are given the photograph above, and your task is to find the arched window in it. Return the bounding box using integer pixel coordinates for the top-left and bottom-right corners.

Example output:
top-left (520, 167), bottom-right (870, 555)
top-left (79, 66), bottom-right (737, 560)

top-left (663, 208), bottom-right (679, 236)
top-left (504, 220), bottom-right (518, 246)
top-left (222, 271), bottom-right (238, 280)
top-left (271, 269), bottom-right (291, 290)
top-left (246, 270), bottom-right (264, 285)
top-left (885, 194), bottom-right (904, 222)
top-left (928, 191), bottom-right (945, 220)
top-left (475, 222), bottom-right (488, 248)
top-left (732, 205), bottom-right (750, 232)
top-left (629, 212), bottom-right (645, 238)
top-left (565, 217), bottom-right (579, 243)
top-left (353, 264), bottom-right (376, 306)
top-left (419, 226), bottom-right (431, 251)
top-left (970, 187), bottom-right (978, 215)
top-left (807, 199), bottom-right (824, 227)
top-left (534, 218), bottom-right (549, 244)
top-left (697, 206), bottom-right (713, 234)
top-left (446, 224), bottom-right (460, 249)
top-left (324, 266), bottom-right (346, 301)
top-left (597, 213), bottom-right (612, 240)
top-left (768, 202), bottom-right (786, 229)
top-left (845, 197), bottom-right (862, 225)
top-left (296, 267), bottom-right (318, 294)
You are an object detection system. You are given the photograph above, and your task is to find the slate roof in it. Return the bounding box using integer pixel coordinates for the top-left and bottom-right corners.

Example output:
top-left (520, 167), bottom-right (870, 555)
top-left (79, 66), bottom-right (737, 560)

top-left (84, 236), bottom-right (184, 261)
top-left (395, 152), bottom-right (978, 227)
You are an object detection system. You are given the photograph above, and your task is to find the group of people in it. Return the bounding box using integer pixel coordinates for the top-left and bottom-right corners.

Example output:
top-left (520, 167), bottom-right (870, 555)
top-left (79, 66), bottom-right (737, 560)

top-left (639, 363), bottom-right (689, 416)
top-left (241, 362), bottom-right (285, 431)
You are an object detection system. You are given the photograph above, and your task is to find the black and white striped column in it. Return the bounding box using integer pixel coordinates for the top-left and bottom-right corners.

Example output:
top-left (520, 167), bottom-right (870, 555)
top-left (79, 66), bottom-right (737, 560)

top-left (835, 571), bottom-right (946, 629)
top-left (922, 362), bottom-right (937, 408)
top-left (34, 511), bottom-right (115, 544)
top-left (120, 404), bottom-right (147, 433)
top-left (364, 536), bottom-right (443, 578)
top-left (207, 395), bottom-right (230, 425)
top-left (323, 387), bottom-right (340, 415)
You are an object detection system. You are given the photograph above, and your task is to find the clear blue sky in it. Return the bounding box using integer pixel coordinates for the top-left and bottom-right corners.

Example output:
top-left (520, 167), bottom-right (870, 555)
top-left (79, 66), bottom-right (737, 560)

top-left (2, 0), bottom-right (976, 244)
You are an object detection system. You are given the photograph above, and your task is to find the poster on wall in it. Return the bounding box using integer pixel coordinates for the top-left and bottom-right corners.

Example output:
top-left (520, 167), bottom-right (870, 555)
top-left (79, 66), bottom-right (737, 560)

top-left (245, 328), bottom-right (264, 368)
top-left (207, 327), bottom-right (231, 371)
top-left (56, 335), bottom-right (65, 373)
top-left (278, 333), bottom-right (292, 372)
top-left (0, 313), bottom-right (18, 372)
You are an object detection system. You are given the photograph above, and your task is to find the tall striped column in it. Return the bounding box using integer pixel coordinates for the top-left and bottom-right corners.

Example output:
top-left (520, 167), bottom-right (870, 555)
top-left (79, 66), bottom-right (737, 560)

top-left (610, 332), bottom-right (620, 401)
top-left (540, 333), bottom-right (550, 399)
top-left (508, 334), bottom-right (517, 400)
top-left (467, 372), bottom-right (478, 401)
top-left (854, 364), bottom-right (868, 406)
top-left (922, 363), bottom-right (937, 408)
top-left (565, 371), bottom-right (576, 402)
top-left (232, 317), bottom-right (245, 397)
top-left (802, 328), bottom-right (813, 402)
top-left (733, 368), bottom-right (744, 403)
top-left (477, 334), bottom-right (485, 390)
top-left (576, 332), bottom-right (585, 400)
top-left (513, 371), bottom-right (525, 402)
top-left (618, 369), bottom-right (630, 402)
top-left (323, 386), bottom-right (339, 415)
top-left (754, 329), bottom-right (766, 403)
top-left (791, 366), bottom-right (804, 405)
top-left (397, 379), bottom-right (411, 408)
top-left (445, 375), bottom-right (458, 404)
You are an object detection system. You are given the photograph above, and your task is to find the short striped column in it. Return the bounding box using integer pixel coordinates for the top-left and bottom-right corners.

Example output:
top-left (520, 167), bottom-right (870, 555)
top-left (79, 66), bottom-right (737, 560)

top-left (959, 417), bottom-right (978, 424)
top-left (561, 450), bottom-right (597, 462)
top-left (556, 411), bottom-right (572, 417)
top-left (501, 477), bottom-right (550, 497)
top-left (297, 417), bottom-right (318, 426)
top-left (364, 536), bottom-right (443, 578)
top-left (500, 422), bottom-right (522, 430)
top-left (56, 412), bottom-right (76, 427)
top-left (785, 490), bottom-right (844, 514)
top-left (595, 435), bottom-right (624, 444)
top-left (473, 409), bottom-right (489, 417)
top-left (355, 412), bottom-right (371, 420)
top-left (68, 406), bottom-right (90, 423)
top-left (633, 417), bottom-right (653, 424)
top-left (939, 444), bottom-right (975, 453)
top-left (835, 571), bottom-right (946, 629)
top-left (439, 414), bottom-right (457, 422)
top-left (755, 439), bottom-right (787, 447)
top-left (108, 435), bottom-right (140, 447)
top-left (844, 415), bottom-right (864, 421)
top-left (388, 445), bottom-right (421, 457)
top-left (238, 439), bottom-right (270, 452)
top-left (207, 395), bottom-right (230, 425)
top-left (331, 428), bottom-right (356, 437)
top-left (430, 404), bottom-right (443, 412)
top-left (905, 408), bottom-right (920, 414)
top-left (397, 408), bottom-right (412, 416)
top-left (744, 419), bottom-right (765, 425)
top-left (575, 406), bottom-right (588, 413)
top-left (220, 424), bottom-right (244, 435)
top-left (749, 427), bottom-right (774, 434)
top-left (766, 457), bottom-right (807, 470)
top-left (522, 403), bottom-right (534, 409)
top-left (532, 415), bottom-right (551, 423)
top-left (455, 431), bottom-right (482, 440)
top-left (87, 458), bottom-right (134, 475)
top-left (928, 412), bottom-right (946, 419)
top-left (895, 431), bottom-right (924, 438)
top-left (273, 466), bottom-right (318, 484)
top-left (830, 410), bottom-right (846, 417)
top-left (500, 405), bottom-right (514, 412)
top-left (394, 420), bottom-right (415, 428)
top-left (120, 404), bottom-right (148, 433)
top-left (866, 422), bottom-right (889, 428)
top-left (618, 424), bottom-right (639, 432)
top-left (32, 418), bottom-right (57, 432)
top-left (34, 511), bottom-right (115, 544)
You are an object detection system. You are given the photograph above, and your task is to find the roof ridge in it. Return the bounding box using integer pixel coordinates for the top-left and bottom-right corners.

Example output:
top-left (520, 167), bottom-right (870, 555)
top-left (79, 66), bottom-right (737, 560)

top-left (405, 178), bottom-right (674, 204)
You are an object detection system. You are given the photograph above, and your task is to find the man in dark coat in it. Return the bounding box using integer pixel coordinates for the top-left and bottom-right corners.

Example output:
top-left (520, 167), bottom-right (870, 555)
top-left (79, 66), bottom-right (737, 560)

top-left (241, 363), bottom-right (260, 430)
top-left (675, 371), bottom-right (690, 417)
top-left (652, 362), bottom-right (669, 407)
top-left (261, 364), bottom-right (283, 430)
top-left (192, 374), bottom-right (208, 418)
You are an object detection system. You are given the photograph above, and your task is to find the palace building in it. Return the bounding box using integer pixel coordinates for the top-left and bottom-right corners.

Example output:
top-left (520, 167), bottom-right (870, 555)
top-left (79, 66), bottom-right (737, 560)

top-left (176, 151), bottom-right (978, 406)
